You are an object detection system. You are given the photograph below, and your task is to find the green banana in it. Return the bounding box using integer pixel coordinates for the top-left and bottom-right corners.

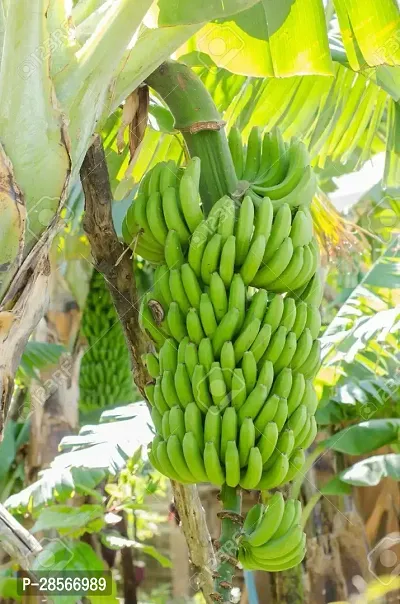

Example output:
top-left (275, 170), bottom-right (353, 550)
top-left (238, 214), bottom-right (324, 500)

top-left (174, 363), bottom-right (193, 408)
top-left (262, 294), bottom-right (284, 333)
top-left (287, 372), bottom-right (306, 416)
top-left (239, 417), bottom-right (256, 467)
top-left (235, 196), bottom-right (255, 266)
top-left (217, 196), bottom-right (236, 243)
top-left (157, 440), bottom-right (184, 482)
top-left (167, 435), bottom-right (196, 482)
top-left (228, 274), bottom-right (246, 333)
top-left (253, 237), bottom-right (294, 288)
top-left (145, 353), bottom-right (160, 379)
top-left (179, 157), bottom-right (204, 233)
top-left (161, 370), bottom-right (179, 408)
top-left (212, 307), bottom-right (240, 358)
top-left (261, 325), bottom-right (288, 366)
top-left (184, 342), bottom-right (199, 379)
top-left (273, 499), bottom-right (297, 539)
top-left (162, 187), bottom-right (191, 244)
top-left (234, 317), bottom-right (261, 363)
top-left (301, 380), bottom-right (318, 415)
top-left (192, 364), bottom-right (213, 413)
top-left (177, 337), bottom-right (189, 364)
top-left (240, 447), bottom-right (263, 490)
top-left (157, 264), bottom-right (173, 306)
top-left (221, 407), bottom-right (238, 460)
top-left (188, 220), bottom-right (211, 278)
top-left (305, 303), bottom-right (321, 340)
top-left (243, 503), bottom-right (264, 536)
top-left (199, 293), bottom-right (218, 338)
top-left (291, 300), bottom-right (308, 339)
top-left (290, 208), bottom-right (313, 247)
top-left (240, 235), bottom-right (267, 285)
top-left (228, 126), bottom-right (244, 179)
top-left (201, 233), bottom-right (222, 285)
top-left (257, 420), bottom-right (279, 464)
top-left (271, 367), bottom-right (293, 399)
top-left (263, 203), bottom-right (292, 262)
top-left (146, 191), bottom-right (168, 245)
top-left (159, 338), bottom-right (177, 373)
top-left (220, 341), bottom-right (235, 390)
top-left (280, 297), bottom-right (297, 331)
top-left (204, 441), bottom-right (225, 486)
top-left (298, 340), bottom-right (321, 379)
top-left (231, 368), bottom-right (247, 410)
top-left (256, 128), bottom-right (288, 187)
top-left (159, 160), bottom-right (179, 193)
top-left (243, 289), bottom-right (269, 330)
top-left (204, 406), bottom-right (222, 457)
top-left (290, 328), bottom-right (313, 371)
top-left (167, 302), bottom-right (188, 341)
top-left (209, 272), bottom-right (228, 321)
top-left (274, 331), bottom-right (297, 373)
top-left (184, 403), bottom-right (204, 451)
top-left (285, 448), bottom-right (306, 483)
top-left (186, 308), bottom-right (205, 345)
top-left (169, 405), bottom-right (186, 442)
top-left (245, 492), bottom-right (285, 546)
top-left (219, 235), bottom-right (236, 288)
top-left (242, 351), bottom-right (258, 395)
top-left (264, 429), bottom-right (295, 470)
top-left (238, 383), bottom-right (269, 423)
top-left (243, 126), bottom-right (262, 182)
top-left (254, 395), bottom-right (280, 434)
top-left (181, 263), bottom-right (202, 310)
top-left (253, 196), bottom-right (274, 242)
top-left (268, 246), bottom-right (305, 293)
top-left (257, 453), bottom-right (289, 490)
top-left (154, 379), bottom-right (169, 414)
top-left (198, 338), bottom-right (214, 374)
top-left (256, 359), bottom-right (274, 393)
top-left (182, 432), bottom-right (208, 482)
top-left (209, 362), bottom-right (228, 408)
top-left (169, 268), bottom-right (191, 313)
top-left (151, 406), bottom-right (162, 435)
top-left (272, 399), bottom-right (289, 432)
top-left (287, 404), bottom-right (308, 439)
top-left (225, 440), bottom-right (241, 487)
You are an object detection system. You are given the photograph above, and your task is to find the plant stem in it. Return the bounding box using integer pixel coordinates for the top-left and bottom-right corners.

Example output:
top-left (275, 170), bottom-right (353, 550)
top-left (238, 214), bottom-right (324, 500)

top-left (146, 60), bottom-right (238, 213)
top-left (213, 485), bottom-right (242, 603)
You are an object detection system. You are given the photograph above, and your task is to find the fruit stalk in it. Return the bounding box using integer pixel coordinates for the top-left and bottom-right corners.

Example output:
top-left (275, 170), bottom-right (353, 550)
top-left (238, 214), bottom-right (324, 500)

top-left (213, 485), bottom-right (242, 602)
top-left (146, 60), bottom-right (238, 213)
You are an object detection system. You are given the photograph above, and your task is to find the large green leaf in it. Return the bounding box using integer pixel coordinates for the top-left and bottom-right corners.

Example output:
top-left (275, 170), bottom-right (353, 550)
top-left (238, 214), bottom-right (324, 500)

top-left (333, 0), bottom-right (400, 69)
top-left (322, 419), bottom-right (400, 455)
top-left (156, 0), bottom-right (259, 25)
top-left (317, 242), bottom-right (400, 424)
top-left (5, 403), bottom-right (152, 512)
top-left (339, 454), bottom-right (400, 486)
top-left (32, 505), bottom-right (104, 537)
top-left (178, 1), bottom-right (333, 77)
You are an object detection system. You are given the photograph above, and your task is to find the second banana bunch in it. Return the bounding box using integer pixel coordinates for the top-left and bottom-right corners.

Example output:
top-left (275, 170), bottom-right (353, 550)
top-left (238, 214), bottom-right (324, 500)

top-left (126, 128), bottom-right (322, 573)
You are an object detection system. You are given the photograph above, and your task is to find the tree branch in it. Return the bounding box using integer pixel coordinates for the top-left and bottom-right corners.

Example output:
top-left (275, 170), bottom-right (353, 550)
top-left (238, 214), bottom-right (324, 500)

top-left (80, 135), bottom-right (216, 602)
top-left (0, 503), bottom-right (42, 569)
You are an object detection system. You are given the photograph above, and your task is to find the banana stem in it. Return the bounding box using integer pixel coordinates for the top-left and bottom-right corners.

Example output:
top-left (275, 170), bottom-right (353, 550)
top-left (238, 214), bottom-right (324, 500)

top-left (213, 485), bottom-right (242, 603)
top-left (146, 60), bottom-right (238, 213)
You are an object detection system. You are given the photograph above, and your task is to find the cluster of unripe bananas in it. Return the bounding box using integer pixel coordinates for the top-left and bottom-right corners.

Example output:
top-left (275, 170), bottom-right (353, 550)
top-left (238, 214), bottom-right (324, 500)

top-left (124, 129), bottom-right (321, 572)
top-left (239, 493), bottom-right (306, 572)
top-left (79, 272), bottom-right (135, 411)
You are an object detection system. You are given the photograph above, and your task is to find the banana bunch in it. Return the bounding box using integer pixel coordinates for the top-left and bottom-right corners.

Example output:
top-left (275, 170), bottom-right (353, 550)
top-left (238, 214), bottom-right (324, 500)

top-left (121, 158), bottom-right (203, 265)
top-left (228, 126), bottom-right (316, 210)
top-left (136, 141), bottom-right (321, 488)
top-left (79, 271), bottom-right (136, 411)
top-left (238, 493), bottom-right (306, 572)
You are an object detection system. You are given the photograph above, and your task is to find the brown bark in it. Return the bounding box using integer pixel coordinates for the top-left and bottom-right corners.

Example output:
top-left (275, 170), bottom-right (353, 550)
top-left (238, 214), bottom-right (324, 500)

top-left (80, 135), bottom-right (216, 603)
